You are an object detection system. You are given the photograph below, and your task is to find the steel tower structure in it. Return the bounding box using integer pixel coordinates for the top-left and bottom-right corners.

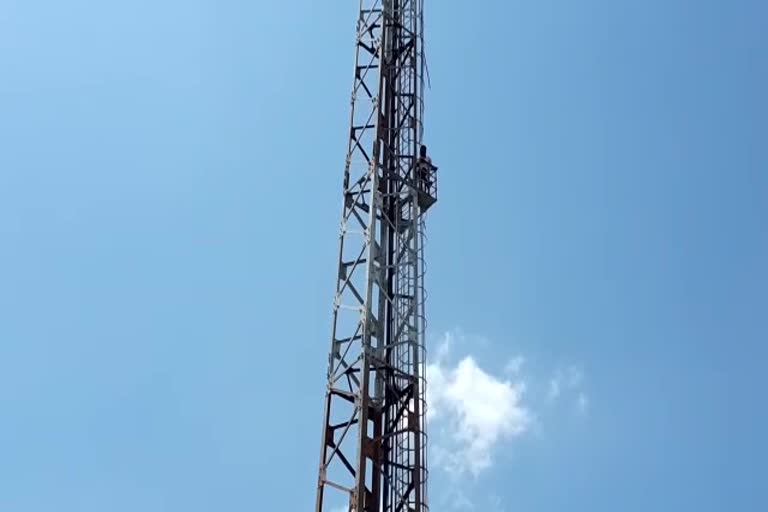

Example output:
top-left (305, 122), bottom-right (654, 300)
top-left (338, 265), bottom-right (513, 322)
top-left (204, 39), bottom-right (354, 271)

top-left (315, 1), bottom-right (437, 512)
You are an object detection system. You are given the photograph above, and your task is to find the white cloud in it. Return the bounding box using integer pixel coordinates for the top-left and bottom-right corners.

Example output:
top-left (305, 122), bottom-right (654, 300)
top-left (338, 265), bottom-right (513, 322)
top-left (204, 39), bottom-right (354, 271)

top-left (427, 338), bottom-right (531, 476)
top-left (426, 331), bottom-right (592, 480)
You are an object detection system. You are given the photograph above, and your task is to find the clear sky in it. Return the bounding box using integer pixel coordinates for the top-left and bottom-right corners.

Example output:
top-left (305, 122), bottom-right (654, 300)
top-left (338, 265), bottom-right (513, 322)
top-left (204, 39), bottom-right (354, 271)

top-left (1, 1), bottom-right (767, 511)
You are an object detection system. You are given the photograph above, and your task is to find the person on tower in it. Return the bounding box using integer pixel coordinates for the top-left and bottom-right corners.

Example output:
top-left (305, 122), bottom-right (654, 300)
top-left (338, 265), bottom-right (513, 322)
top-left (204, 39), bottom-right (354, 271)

top-left (416, 144), bottom-right (437, 192)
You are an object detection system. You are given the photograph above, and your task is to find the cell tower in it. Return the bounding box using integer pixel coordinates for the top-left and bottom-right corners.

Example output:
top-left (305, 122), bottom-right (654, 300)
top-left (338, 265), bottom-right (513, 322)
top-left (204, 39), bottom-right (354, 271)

top-left (314, 1), bottom-right (437, 511)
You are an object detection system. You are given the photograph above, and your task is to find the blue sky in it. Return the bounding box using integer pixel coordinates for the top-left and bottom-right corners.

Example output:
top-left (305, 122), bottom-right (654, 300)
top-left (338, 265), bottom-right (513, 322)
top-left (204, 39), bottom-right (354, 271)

top-left (1, 1), bottom-right (767, 510)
